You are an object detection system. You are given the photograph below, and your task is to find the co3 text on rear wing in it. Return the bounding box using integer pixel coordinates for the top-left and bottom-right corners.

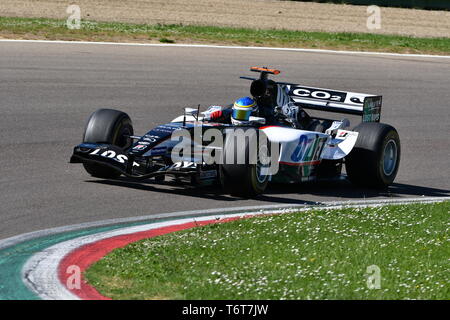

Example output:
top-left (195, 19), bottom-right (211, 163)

top-left (285, 84), bottom-right (382, 122)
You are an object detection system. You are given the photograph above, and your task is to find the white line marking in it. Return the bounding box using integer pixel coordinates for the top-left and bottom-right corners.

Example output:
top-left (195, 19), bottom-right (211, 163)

top-left (1, 39), bottom-right (449, 59)
top-left (19, 196), bottom-right (450, 300)
top-left (22, 213), bottom-right (256, 300)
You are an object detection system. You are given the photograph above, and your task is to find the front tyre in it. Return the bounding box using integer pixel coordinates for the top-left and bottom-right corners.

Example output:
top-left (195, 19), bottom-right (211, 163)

top-left (220, 128), bottom-right (270, 198)
top-left (345, 122), bottom-right (400, 188)
top-left (82, 108), bottom-right (134, 179)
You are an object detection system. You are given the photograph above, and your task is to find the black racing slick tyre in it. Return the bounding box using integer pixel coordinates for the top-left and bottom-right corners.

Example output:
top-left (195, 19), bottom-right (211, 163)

top-left (220, 128), bottom-right (271, 198)
top-left (345, 122), bottom-right (400, 188)
top-left (82, 108), bottom-right (134, 179)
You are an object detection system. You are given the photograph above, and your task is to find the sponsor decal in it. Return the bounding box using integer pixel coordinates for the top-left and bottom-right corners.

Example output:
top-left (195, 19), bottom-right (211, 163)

top-left (290, 134), bottom-right (327, 163)
top-left (290, 86), bottom-right (347, 103)
top-left (132, 144), bottom-right (147, 150)
top-left (89, 148), bottom-right (128, 164)
top-left (363, 96), bottom-right (382, 122)
top-left (142, 135), bottom-right (160, 142)
top-left (288, 85), bottom-right (370, 107)
top-left (170, 161), bottom-right (197, 170)
top-left (154, 124), bottom-right (182, 133)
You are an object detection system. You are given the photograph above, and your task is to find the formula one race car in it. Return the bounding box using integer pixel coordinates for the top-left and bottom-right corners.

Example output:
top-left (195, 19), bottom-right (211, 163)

top-left (70, 67), bottom-right (400, 197)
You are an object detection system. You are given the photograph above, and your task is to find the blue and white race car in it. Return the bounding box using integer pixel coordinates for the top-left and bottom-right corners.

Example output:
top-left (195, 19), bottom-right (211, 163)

top-left (70, 67), bottom-right (400, 197)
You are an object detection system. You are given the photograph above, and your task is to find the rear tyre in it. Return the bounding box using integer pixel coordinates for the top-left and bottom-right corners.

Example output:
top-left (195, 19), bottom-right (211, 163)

top-left (345, 122), bottom-right (400, 188)
top-left (82, 108), bottom-right (134, 179)
top-left (220, 128), bottom-right (271, 198)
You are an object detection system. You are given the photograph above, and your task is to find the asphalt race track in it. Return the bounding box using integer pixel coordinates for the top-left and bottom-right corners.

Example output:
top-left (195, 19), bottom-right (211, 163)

top-left (0, 41), bottom-right (449, 239)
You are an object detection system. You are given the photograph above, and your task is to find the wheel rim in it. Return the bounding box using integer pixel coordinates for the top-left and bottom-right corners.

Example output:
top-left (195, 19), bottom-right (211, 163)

top-left (255, 162), bottom-right (268, 183)
top-left (383, 139), bottom-right (398, 176)
top-left (255, 144), bottom-right (270, 184)
top-left (115, 125), bottom-right (132, 149)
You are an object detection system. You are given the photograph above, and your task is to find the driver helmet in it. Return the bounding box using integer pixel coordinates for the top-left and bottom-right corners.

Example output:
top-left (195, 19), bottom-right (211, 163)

top-left (231, 96), bottom-right (257, 125)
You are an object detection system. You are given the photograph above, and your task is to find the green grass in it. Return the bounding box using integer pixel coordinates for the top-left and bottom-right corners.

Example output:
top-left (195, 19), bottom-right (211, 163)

top-left (1, 16), bottom-right (449, 54)
top-left (85, 201), bottom-right (450, 300)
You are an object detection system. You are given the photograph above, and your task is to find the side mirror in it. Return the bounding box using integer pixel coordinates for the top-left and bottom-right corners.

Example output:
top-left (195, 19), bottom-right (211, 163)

top-left (184, 108), bottom-right (198, 116)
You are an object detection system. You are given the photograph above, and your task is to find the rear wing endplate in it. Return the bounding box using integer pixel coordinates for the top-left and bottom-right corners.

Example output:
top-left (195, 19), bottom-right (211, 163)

top-left (286, 84), bottom-right (382, 122)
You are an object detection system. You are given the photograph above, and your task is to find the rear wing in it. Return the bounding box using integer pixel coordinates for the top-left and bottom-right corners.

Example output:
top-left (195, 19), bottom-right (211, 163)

top-left (285, 84), bottom-right (382, 122)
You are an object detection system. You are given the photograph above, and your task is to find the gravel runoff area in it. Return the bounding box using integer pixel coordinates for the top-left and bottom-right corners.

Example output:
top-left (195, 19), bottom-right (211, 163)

top-left (0, 0), bottom-right (449, 38)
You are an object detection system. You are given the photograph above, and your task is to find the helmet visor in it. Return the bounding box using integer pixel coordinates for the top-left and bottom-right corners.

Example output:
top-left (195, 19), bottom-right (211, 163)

top-left (232, 107), bottom-right (252, 121)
